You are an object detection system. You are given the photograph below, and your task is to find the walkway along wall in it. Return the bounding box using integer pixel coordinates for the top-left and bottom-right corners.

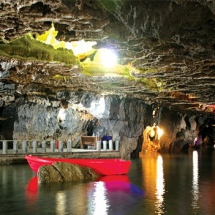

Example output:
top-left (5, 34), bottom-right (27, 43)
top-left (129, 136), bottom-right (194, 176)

top-left (0, 139), bottom-right (121, 164)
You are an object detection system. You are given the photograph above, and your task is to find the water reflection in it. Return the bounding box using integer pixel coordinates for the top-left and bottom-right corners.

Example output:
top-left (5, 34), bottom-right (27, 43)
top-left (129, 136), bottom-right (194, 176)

top-left (155, 155), bottom-right (165, 214)
top-left (26, 176), bottom-right (38, 202)
top-left (88, 181), bottom-right (109, 215)
top-left (141, 153), bottom-right (165, 214)
top-left (25, 175), bottom-right (144, 215)
top-left (56, 192), bottom-right (66, 215)
top-left (3, 154), bottom-right (215, 214)
top-left (192, 150), bottom-right (200, 211)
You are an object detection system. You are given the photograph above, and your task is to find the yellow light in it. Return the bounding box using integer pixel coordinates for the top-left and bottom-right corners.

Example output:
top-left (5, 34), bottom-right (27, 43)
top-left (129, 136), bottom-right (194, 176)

top-left (36, 23), bottom-right (97, 55)
top-left (157, 127), bottom-right (163, 139)
top-left (98, 48), bottom-right (118, 68)
top-left (66, 40), bottom-right (97, 56)
top-left (36, 24), bottom-right (120, 68)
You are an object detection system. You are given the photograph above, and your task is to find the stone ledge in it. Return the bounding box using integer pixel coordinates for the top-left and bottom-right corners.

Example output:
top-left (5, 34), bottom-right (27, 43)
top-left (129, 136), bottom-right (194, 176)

top-left (0, 151), bottom-right (121, 165)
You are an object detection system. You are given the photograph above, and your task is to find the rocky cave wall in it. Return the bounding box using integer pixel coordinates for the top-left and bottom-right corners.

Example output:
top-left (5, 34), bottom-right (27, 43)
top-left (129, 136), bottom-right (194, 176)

top-left (0, 0), bottom-right (215, 159)
top-left (1, 94), bottom-right (215, 158)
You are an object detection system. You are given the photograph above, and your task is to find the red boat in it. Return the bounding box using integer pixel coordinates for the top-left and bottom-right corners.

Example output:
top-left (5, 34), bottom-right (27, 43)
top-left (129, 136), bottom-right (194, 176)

top-left (25, 155), bottom-right (131, 176)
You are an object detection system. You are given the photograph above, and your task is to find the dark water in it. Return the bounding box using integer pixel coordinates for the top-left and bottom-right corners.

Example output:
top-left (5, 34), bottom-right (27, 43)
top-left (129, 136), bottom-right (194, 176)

top-left (1, 149), bottom-right (215, 215)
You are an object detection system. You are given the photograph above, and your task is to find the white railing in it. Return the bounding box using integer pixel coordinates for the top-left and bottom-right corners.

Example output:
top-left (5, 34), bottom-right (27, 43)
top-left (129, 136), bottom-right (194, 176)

top-left (0, 139), bottom-right (120, 154)
top-left (0, 140), bottom-right (72, 154)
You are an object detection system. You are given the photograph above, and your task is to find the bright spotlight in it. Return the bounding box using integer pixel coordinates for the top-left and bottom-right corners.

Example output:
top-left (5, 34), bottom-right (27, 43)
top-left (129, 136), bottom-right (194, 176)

top-left (157, 127), bottom-right (163, 139)
top-left (99, 48), bottom-right (118, 68)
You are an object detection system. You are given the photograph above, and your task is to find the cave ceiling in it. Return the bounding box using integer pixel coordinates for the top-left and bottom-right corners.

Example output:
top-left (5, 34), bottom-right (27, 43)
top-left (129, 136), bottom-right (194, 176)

top-left (0, 0), bottom-right (215, 114)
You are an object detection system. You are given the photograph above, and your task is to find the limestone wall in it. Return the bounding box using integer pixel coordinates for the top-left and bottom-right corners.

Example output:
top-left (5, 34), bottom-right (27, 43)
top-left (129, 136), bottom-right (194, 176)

top-left (0, 94), bottom-right (214, 157)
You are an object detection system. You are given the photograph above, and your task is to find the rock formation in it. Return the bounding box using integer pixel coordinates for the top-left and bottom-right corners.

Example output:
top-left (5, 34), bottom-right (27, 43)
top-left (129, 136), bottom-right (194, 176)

top-left (0, 1), bottom-right (215, 155)
top-left (0, 0), bottom-right (215, 112)
top-left (37, 162), bottom-right (100, 183)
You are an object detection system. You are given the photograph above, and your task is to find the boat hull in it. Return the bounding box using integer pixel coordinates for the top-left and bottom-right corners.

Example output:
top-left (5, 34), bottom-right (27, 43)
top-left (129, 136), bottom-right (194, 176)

top-left (25, 155), bottom-right (131, 176)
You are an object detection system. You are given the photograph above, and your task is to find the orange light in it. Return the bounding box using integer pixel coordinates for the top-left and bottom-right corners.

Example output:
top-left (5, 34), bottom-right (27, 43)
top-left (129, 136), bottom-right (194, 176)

top-left (157, 126), bottom-right (163, 139)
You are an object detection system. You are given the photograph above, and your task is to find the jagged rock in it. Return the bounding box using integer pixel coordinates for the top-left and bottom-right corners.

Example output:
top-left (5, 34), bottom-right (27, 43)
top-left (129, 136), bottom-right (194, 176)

top-left (1, 1), bottom-right (215, 155)
top-left (120, 136), bottom-right (139, 159)
top-left (37, 162), bottom-right (100, 183)
top-left (0, 1), bottom-right (214, 113)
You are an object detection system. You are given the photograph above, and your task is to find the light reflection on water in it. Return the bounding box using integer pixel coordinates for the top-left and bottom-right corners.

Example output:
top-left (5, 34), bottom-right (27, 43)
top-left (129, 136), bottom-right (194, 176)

top-left (155, 155), bottom-right (165, 214)
top-left (1, 151), bottom-right (215, 214)
top-left (192, 150), bottom-right (200, 212)
top-left (88, 181), bottom-right (109, 215)
top-left (24, 174), bottom-right (143, 215)
top-left (56, 192), bottom-right (66, 215)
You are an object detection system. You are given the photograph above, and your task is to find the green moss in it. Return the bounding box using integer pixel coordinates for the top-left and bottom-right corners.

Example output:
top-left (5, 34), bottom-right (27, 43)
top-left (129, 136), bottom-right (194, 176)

top-left (127, 64), bottom-right (164, 90)
top-left (81, 62), bottom-right (134, 79)
top-left (97, 0), bottom-right (127, 12)
top-left (0, 35), bottom-right (79, 65)
top-left (140, 78), bottom-right (163, 91)
top-left (97, 0), bottom-right (117, 12)
top-left (53, 74), bottom-right (69, 81)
